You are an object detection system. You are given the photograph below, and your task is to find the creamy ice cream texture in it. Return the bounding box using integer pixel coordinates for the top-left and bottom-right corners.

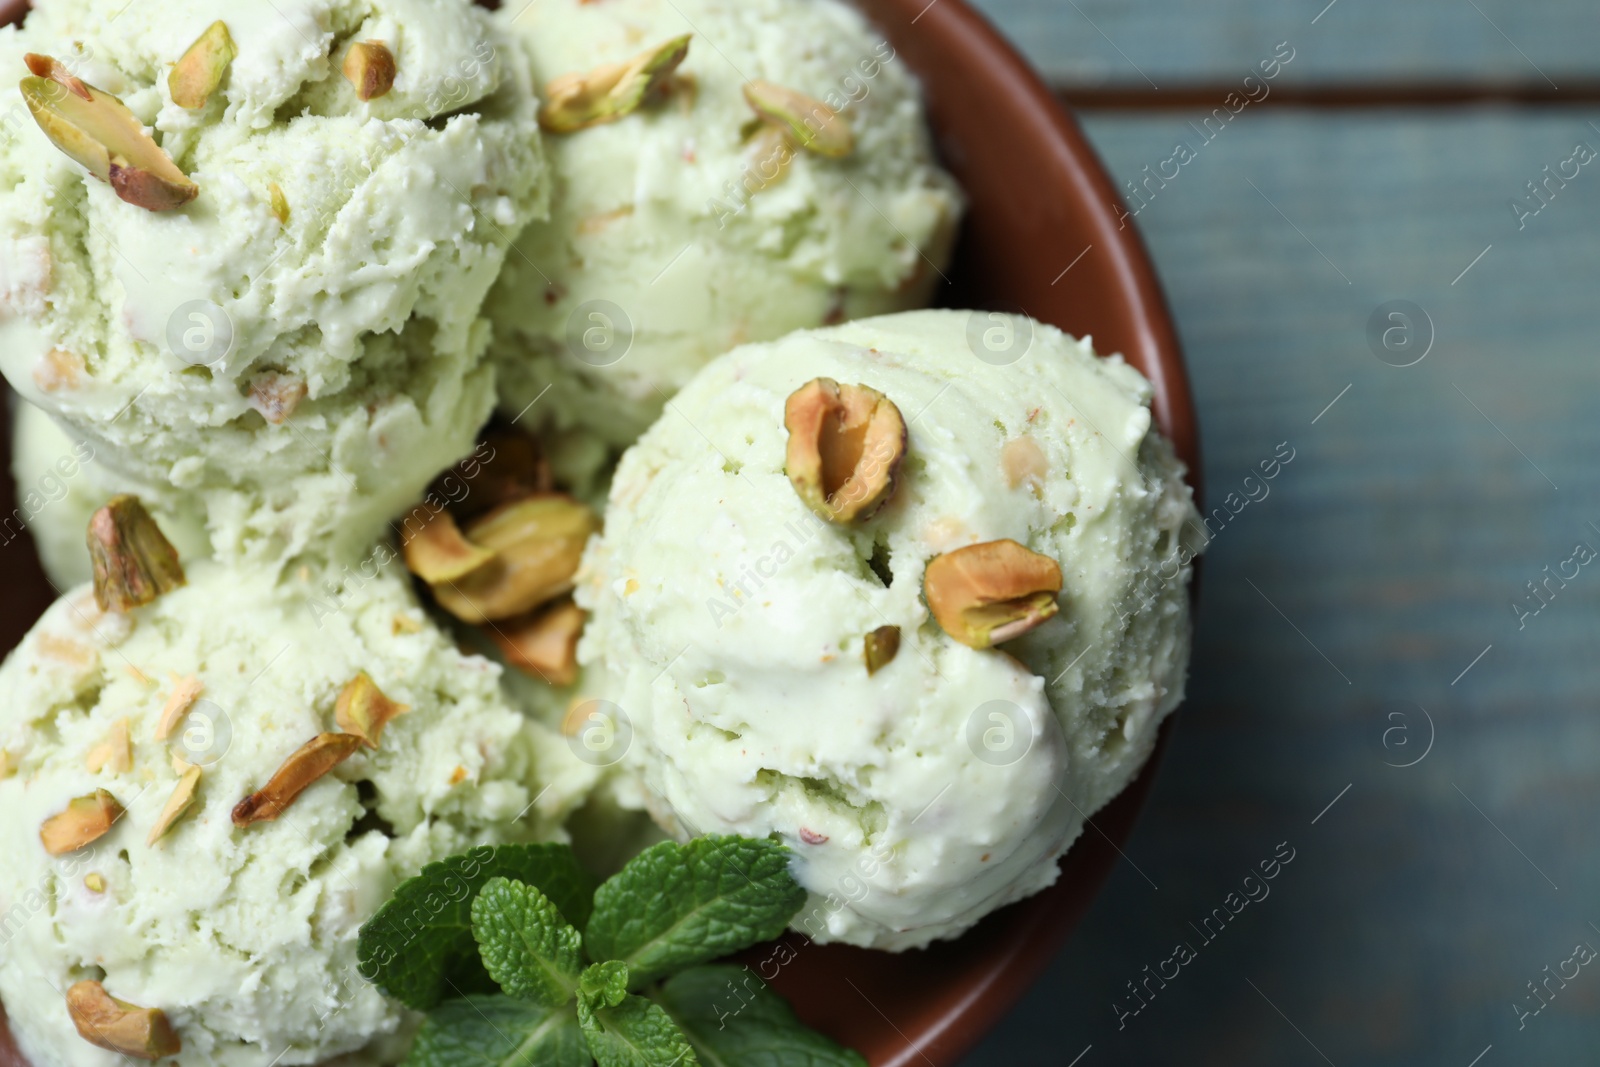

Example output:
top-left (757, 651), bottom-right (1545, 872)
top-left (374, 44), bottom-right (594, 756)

top-left (10, 400), bottom-right (208, 589)
top-left (0, 556), bottom-right (597, 1067)
top-left (577, 310), bottom-right (1201, 950)
top-left (0, 0), bottom-right (548, 569)
top-left (486, 0), bottom-right (963, 447)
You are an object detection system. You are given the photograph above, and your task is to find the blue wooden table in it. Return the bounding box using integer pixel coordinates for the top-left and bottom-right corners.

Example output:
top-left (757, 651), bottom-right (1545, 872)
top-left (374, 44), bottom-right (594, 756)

top-left (959, 2), bottom-right (1600, 1064)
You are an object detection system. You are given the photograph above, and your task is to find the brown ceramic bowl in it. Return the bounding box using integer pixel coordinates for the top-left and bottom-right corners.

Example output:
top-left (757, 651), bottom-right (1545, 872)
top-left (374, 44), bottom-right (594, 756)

top-left (0, 0), bottom-right (1196, 1063)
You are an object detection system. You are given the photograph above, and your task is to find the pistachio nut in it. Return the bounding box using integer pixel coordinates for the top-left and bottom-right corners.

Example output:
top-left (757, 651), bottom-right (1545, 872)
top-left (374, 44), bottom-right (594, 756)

top-left (431, 494), bottom-right (598, 623)
top-left (1001, 435), bottom-right (1048, 489)
top-left (155, 674), bottom-right (204, 741)
top-left (924, 539), bottom-right (1062, 649)
top-left (22, 63), bottom-right (198, 211)
top-left (146, 766), bottom-right (201, 846)
top-left (86, 718), bottom-right (131, 774)
top-left (343, 40), bottom-right (396, 101)
top-left (784, 377), bottom-right (906, 523)
top-left (87, 495), bottom-right (186, 613)
top-left (539, 34), bottom-right (691, 133)
top-left (334, 671), bottom-right (409, 749)
top-left (268, 181), bottom-right (289, 224)
top-left (41, 790), bottom-right (123, 855)
top-left (401, 506), bottom-right (496, 584)
top-left (233, 733), bottom-right (364, 827)
top-left (66, 981), bottom-right (181, 1061)
top-left (23, 53), bottom-right (90, 100)
top-left (742, 80), bottom-right (853, 158)
top-left (489, 598), bottom-right (584, 686)
top-left (168, 21), bottom-right (235, 109)
top-left (863, 625), bottom-right (901, 675)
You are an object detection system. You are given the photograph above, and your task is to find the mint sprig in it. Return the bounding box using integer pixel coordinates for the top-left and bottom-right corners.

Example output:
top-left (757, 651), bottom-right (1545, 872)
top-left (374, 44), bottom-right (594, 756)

top-left (472, 878), bottom-right (585, 1008)
top-left (408, 996), bottom-right (590, 1067)
top-left (361, 835), bottom-right (862, 1067)
top-left (358, 843), bottom-right (595, 1010)
top-left (655, 965), bottom-right (868, 1067)
top-left (586, 837), bottom-right (808, 987)
top-left (577, 961), bottom-right (698, 1067)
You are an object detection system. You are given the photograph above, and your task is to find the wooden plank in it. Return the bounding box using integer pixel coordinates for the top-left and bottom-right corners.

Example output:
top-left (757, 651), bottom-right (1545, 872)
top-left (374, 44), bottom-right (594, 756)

top-left (968, 0), bottom-right (1600, 87)
top-left (963, 110), bottom-right (1600, 1064)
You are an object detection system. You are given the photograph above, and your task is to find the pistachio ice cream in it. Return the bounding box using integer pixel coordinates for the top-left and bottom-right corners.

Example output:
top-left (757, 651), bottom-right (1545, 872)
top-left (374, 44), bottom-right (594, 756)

top-left (10, 400), bottom-right (208, 589)
top-left (577, 310), bottom-right (1201, 950)
top-left (0, 555), bottom-right (596, 1067)
top-left (485, 0), bottom-right (962, 447)
top-left (0, 0), bottom-right (548, 569)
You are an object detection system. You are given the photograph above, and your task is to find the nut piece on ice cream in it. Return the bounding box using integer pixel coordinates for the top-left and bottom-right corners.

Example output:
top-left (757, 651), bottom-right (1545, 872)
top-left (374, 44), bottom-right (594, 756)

top-left (65, 980), bottom-right (181, 1060)
top-left (86, 495), bottom-right (186, 613)
top-left (9, 400), bottom-right (211, 590)
top-left (342, 40), bottom-right (397, 102)
top-left (924, 539), bottom-right (1063, 649)
top-left (577, 310), bottom-right (1203, 950)
top-left (784, 377), bottom-right (906, 523)
top-left (0, 557), bottom-right (597, 1067)
top-left (40, 790), bottom-right (123, 855)
top-left (0, 0), bottom-right (550, 571)
top-left (486, 0), bottom-right (964, 448)
top-left (167, 21), bottom-right (235, 110)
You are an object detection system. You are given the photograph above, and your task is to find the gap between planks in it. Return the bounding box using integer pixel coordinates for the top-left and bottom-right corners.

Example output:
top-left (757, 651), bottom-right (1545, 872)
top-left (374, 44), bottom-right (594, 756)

top-left (1057, 80), bottom-right (1600, 111)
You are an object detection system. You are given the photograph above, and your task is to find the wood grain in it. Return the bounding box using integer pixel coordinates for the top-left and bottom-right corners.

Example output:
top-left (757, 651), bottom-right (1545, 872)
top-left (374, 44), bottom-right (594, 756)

top-left (963, 110), bottom-right (1600, 1065)
top-left (970, 0), bottom-right (1600, 87)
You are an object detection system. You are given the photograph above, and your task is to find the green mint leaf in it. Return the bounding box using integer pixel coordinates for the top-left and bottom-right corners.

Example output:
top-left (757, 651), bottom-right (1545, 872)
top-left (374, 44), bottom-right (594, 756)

top-left (406, 995), bottom-right (591, 1067)
top-left (585, 837), bottom-right (805, 987)
top-left (654, 965), bottom-right (867, 1067)
top-left (359, 843), bottom-right (595, 1010)
top-left (579, 960), bottom-right (631, 1010)
top-left (471, 878), bottom-right (586, 1007)
top-left (578, 988), bottom-right (700, 1067)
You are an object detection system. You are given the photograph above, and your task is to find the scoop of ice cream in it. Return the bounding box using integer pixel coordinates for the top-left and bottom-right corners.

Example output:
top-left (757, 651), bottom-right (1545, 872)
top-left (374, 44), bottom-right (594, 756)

top-left (485, 0), bottom-right (962, 448)
top-left (0, 556), bottom-right (597, 1067)
top-left (10, 400), bottom-right (208, 589)
top-left (0, 0), bottom-right (548, 568)
top-left (576, 310), bottom-right (1201, 950)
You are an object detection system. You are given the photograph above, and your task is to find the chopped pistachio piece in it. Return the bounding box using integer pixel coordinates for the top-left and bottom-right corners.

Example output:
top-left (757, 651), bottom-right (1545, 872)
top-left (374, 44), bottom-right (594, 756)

top-left (489, 598), bottom-right (584, 686)
top-left (87, 496), bottom-right (186, 613)
top-left (539, 34), bottom-right (691, 133)
top-left (66, 980), bottom-right (182, 1060)
top-left (41, 790), bottom-right (123, 855)
top-left (168, 21), bottom-right (235, 109)
top-left (24, 52), bottom-right (90, 100)
top-left (784, 378), bottom-right (907, 523)
top-left (342, 40), bottom-right (396, 101)
top-left (246, 370), bottom-right (306, 424)
top-left (86, 717), bottom-right (132, 774)
top-left (84, 873), bottom-right (107, 893)
top-left (743, 80), bottom-right (853, 158)
top-left (334, 671), bottom-right (409, 749)
top-left (400, 506), bottom-right (496, 584)
top-left (21, 64), bottom-right (198, 211)
top-left (147, 766), bottom-right (201, 846)
top-left (863, 625), bottom-right (901, 675)
top-left (233, 733), bottom-right (363, 827)
top-left (924, 539), bottom-right (1062, 649)
top-left (1001, 435), bottom-right (1049, 489)
top-left (430, 495), bottom-right (598, 623)
top-left (268, 181), bottom-right (289, 224)
top-left (155, 674), bottom-right (203, 741)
